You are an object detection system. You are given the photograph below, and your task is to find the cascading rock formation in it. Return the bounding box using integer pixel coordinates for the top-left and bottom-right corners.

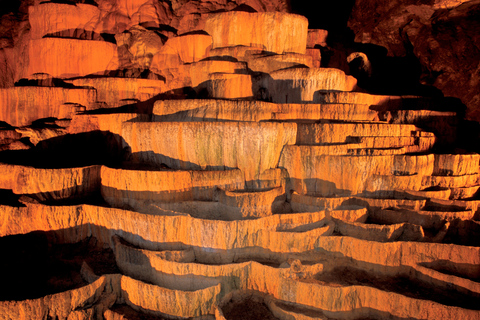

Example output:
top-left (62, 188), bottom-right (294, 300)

top-left (0, 0), bottom-right (479, 319)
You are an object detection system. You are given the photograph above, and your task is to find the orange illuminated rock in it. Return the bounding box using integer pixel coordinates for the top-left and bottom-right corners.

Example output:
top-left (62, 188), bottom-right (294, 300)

top-left (28, 3), bottom-right (101, 39)
top-left (246, 53), bottom-right (313, 73)
top-left (2, 201), bottom-right (480, 318)
top-left (112, 236), bottom-right (480, 320)
top-left (26, 38), bottom-right (118, 79)
top-left (315, 91), bottom-right (402, 106)
top-left (118, 275), bottom-right (221, 318)
top-left (371, 207), bottom-right (476, 230)
top-left (151, 33), bottom-right (212, 71)
top-left (115, 25), bottom-right (164, 70)
top-left (295, 122), bottom-right (422, 144)
top-left (433, 0), bottom-right (472, 8)
top-left (208, 45), bottom-right (264, 62)
top-left (0, 3), bottom-right (479, 319)
top-left (188, 60), bottom-right (248, 88)
top-left (153, 99), bottom-right (380, 122)
top-left (205, 73), bottom-right (253, 99)
top-left (215, 186), bottom-right (286, 219)
top-left (100, 166), bottom-right (245, 208)
top-left (204, 12), bottom-right (308, 54)
top-left (121, 121), bottom-right (296, 184)
top-left (0, 164), bottom-right (100, 201)
top-left (450, 185), bottom-right (480, 200)
top-left (15, 126), bottom-right (67, 146)
top-left (0, 86), bottom-right (96, 127)
top-left (307, 29), bottom-right (329, 48)
top-left (0, 269), bottom-right (221, 320)
top-left (433, 154), bottom-right (480, 176)
top-left (68, 113), bottom-right (150, 137)
top-left (173, 13), bottom-right (207, 35)
top-left (279, 151), bottom-right (435, 195)
top-left (305, 48), bottom-right (322, 68)
top-left (422, 173), bottom-right (480, 189)
top-left (66, 77), bottom-right (165, 108)
top-left (262, 68), bottom-right (357, 103)
top-left (0, 275), bottom-right (108, 320)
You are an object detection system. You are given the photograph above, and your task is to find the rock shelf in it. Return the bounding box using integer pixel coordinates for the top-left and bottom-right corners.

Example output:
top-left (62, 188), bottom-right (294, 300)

top-left (0, 3), bottom-right (478, 320)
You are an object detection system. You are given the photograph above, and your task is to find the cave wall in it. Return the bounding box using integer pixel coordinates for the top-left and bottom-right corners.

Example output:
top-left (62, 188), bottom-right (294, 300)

top-left (347, 0), bottom-right (480, 121)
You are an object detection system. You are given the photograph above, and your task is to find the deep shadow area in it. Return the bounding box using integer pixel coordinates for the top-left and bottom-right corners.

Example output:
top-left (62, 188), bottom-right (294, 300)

top-left (419, 260), bottom-right (480, 283)
top-left (349, 42), bottom-right (445, 97)
top-left (15, 77), bottom-right (77, 88)
top-left (0, 232), bottom-right (118, 301)
top-left (0, 130), bottom-right (128, 168)
top-left (289, 0), bottom-right (355, 31)
top-left (222, 297), bottom-right (279, 320)
top-left (0, 189), bottom-right (25, 207)
top-left (43, 29), bottom-right (116, 43)
top-left (109, 304), bottom-right (171, 320)
top-left (314, 265), bottom-right (480, 310)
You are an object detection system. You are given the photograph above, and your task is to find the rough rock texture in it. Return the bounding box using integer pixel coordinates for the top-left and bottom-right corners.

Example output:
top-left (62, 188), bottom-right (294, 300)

top-left (26, 38), bottom-right (119, 79)
top-left (152, 33), bottom-right (212, 68)
top-left (0, 86), bottom-right (96, 126)
top-left (0, 2), bottom-right (479, 320)
top-left (120, 121), bottom-right (297, 184)
top-left (28, 3), bottom-right (102, 40)
top-left (261, 68), bottom-right (357, 103)
top-left (0, 164), bottom-right (100, 201)
top-left (153, 99), bottom-right (380, 122)
top-left (348, 0), bottom-right (480, 122)
top-left (66, 77), bottom-right (165, 108)
top-left (204, 12), bottom-right (308, 54)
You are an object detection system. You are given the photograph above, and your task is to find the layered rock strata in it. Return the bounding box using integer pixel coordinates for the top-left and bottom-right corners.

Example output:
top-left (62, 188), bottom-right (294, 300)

top-left (0, 3), bottom-right (478, 320)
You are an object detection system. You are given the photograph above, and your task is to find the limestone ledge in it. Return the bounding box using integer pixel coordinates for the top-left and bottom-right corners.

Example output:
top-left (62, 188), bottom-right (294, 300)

top-left (204, 12), bottom-right (308, 55)
top-left (450, 185), bottom-right (480, 200)
top-left (0, 272), bottom-right (107, 320)
top-left (121, 121), bottom-right (297, 184)
top-left (370, 208), bottom-right (476, 230)
top-left (28, 3), bottom-right (101, 40)
top-left (423, 174), bottom-right (480, 189)
top-left (281, 148), bottom-right (480, 196)
top-left (434, 154), bottom-right (480, 176)
top-left (355, 136), bottom-right (436, 153)
top-left (0, 269), bottom-right (221, 320)
top-left (214, 186), bottom-right (286, 219)
top-left (205, 73), bottom-right (253, 99)
top-left (188, 61), bottom-right (248, 88)
top-left (114, 237), bottom-right (480, 320)
top-left (262, 68), bottom-right (357, 103)
top-left (315, 91), bottom-right (435, 109)
top-left (28, 0), bottom-right (170, 38)
top-left (153, 99), bottom-right (380, 122)
top-left (333, 218), bottom-right (424, 242)
top-left (387, 109), bottom-right (458, 124)
top-left (247, 53), bottom-right (314, 73)
top-left (101, 166), bottom-right (245, 205)
top-left (26, 38), bottom-right (118, 79)
top-left (208, 46), bottom-right (263, 62)
top-left (66, 77), bottom-right (165, 108)
top-left (290, 192), bottom-right (427, 212)
top-left (1, 204), bottom-right (478, 270)
top-left (152, 34), bottom-right (213, 71)
top-left (68, 113), bottom-right (150, 137)
top-left (0, 164), bottom-right (100, 201)
top-left (279, 151), bottom-right (436, 196)
top-left (0, 86), bottom-right (96, 127)
top-left (295, 122), bottom-right (422, 144)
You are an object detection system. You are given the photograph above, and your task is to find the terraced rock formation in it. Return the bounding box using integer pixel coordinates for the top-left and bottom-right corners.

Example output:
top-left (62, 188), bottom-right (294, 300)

top-left (0, 1), bottom-right (479, 319)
